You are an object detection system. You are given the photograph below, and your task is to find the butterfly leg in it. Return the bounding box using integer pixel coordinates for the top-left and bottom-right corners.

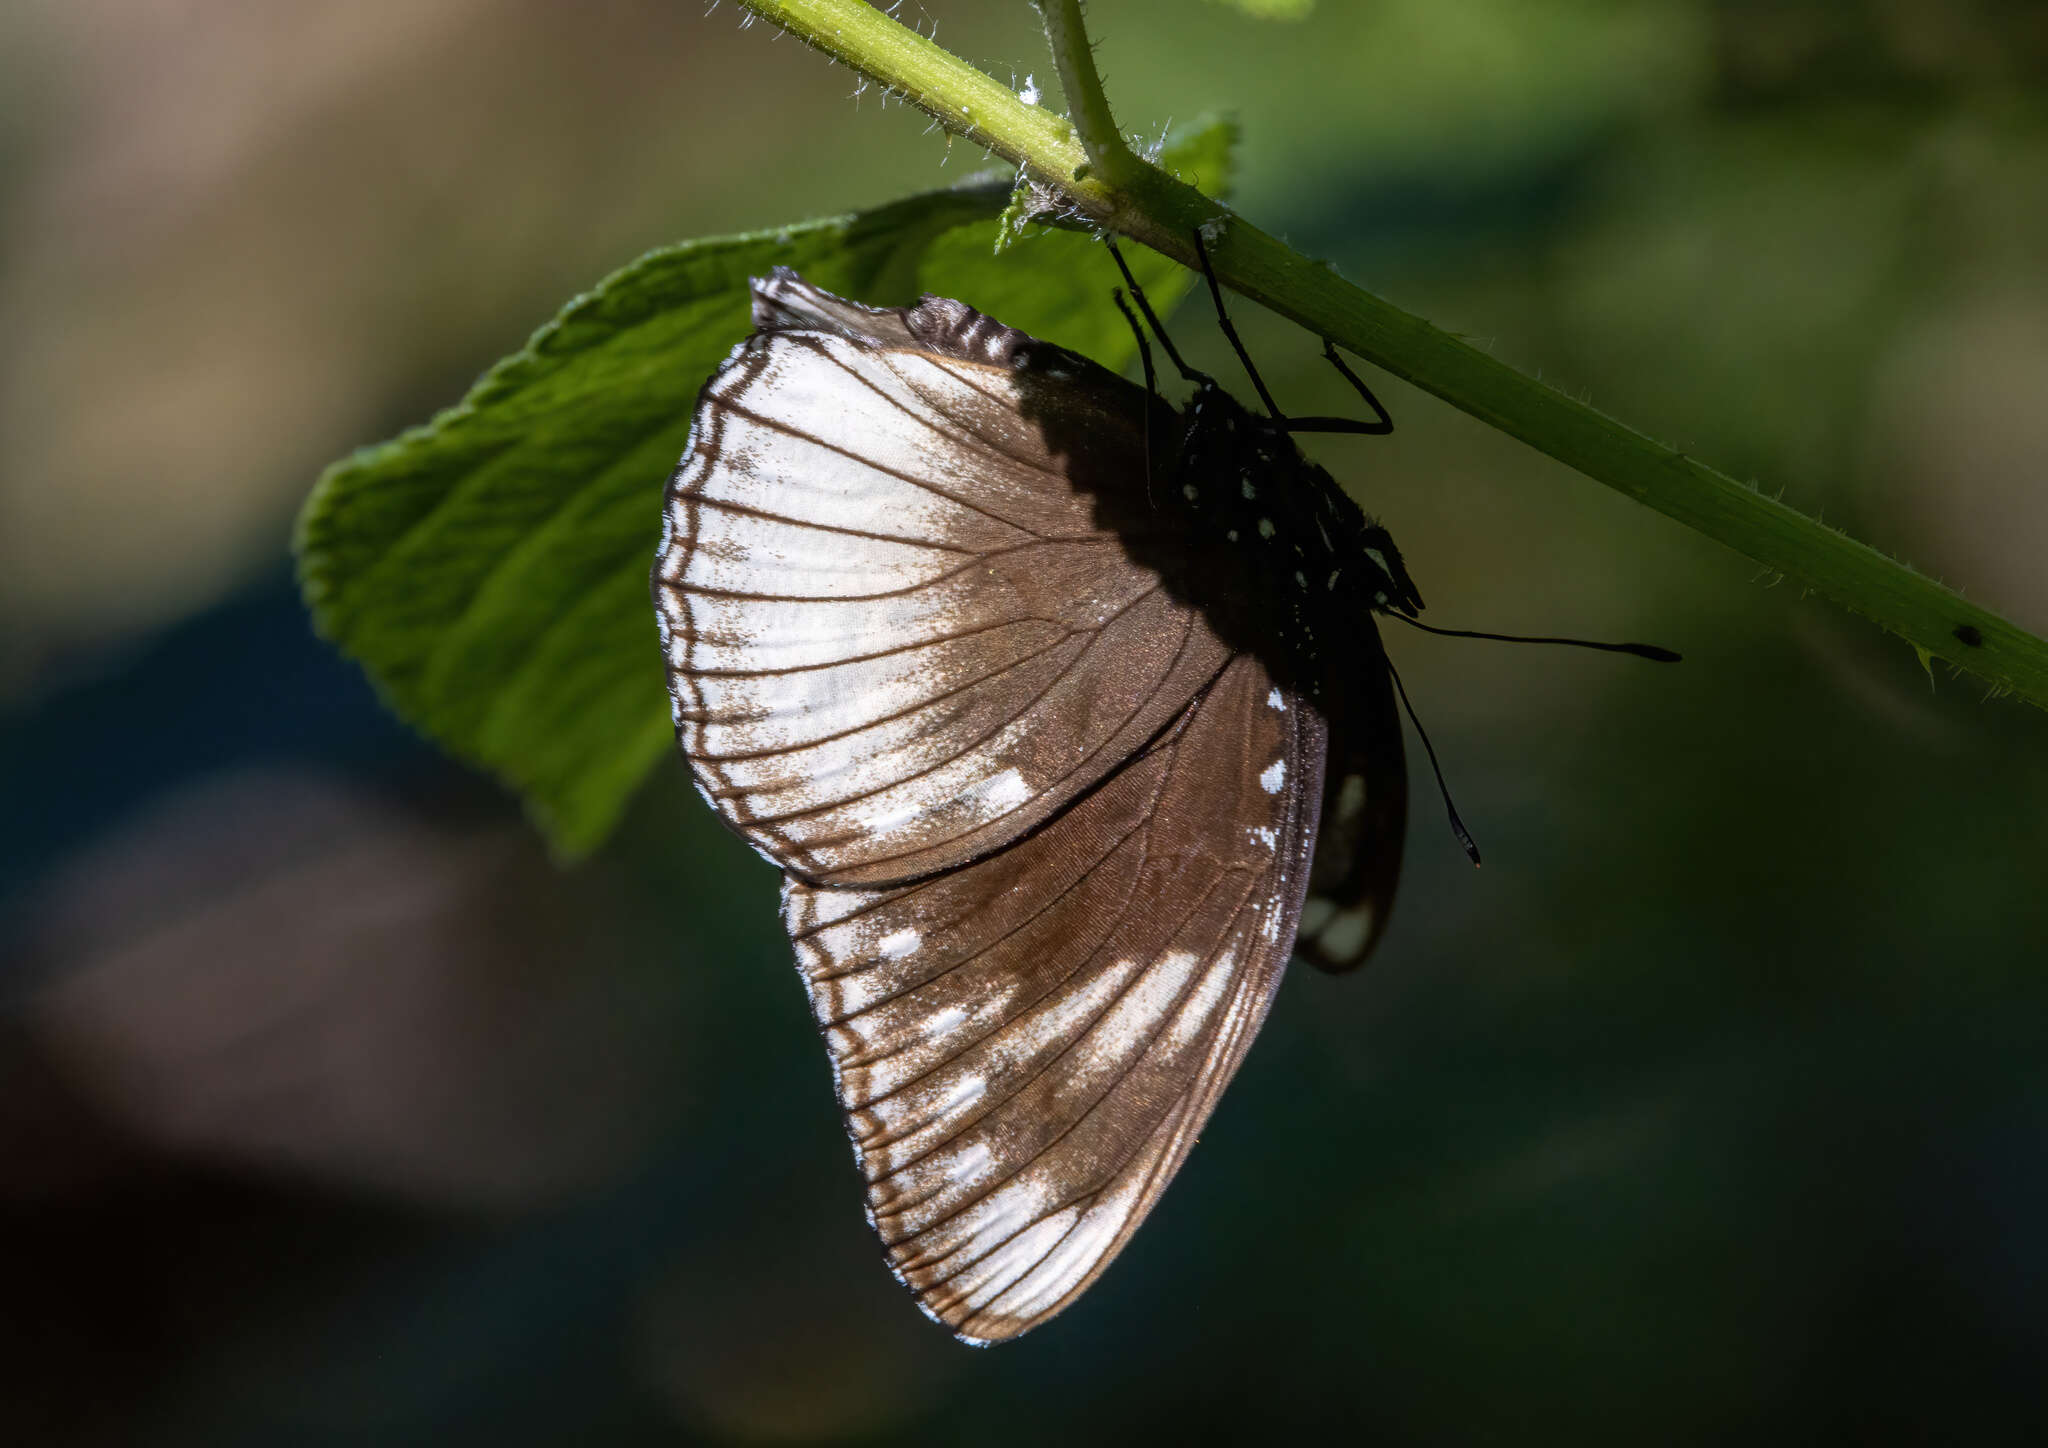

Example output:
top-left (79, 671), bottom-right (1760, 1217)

top-left (1112, 287), bottom-right (1160, 504)
top-left (1282, 341), bottom-right (1394, 436)
top-left (1190, 229), bottom-right (1288, 420)
top-left (1112, 288), bottom-right (1159, 402)
top-left (1104, 237), bottom-right (1206, 385)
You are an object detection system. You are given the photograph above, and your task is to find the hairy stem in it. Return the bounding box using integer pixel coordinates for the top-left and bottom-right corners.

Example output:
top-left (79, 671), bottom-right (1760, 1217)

top-left (1031, 0), bottom-right (1141, 187)
top-left (733, 0), bottom-right (2048, 709)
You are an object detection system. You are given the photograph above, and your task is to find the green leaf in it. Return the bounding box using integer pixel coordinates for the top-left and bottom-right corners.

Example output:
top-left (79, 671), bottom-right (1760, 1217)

top-left (296, 120), bottom-right (1235, 857)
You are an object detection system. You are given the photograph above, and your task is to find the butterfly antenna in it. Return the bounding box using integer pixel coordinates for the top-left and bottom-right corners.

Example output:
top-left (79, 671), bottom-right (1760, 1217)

top-left (1384, 612), bottom-right (1681, 663)
top-left (1111, 288), bottom-right (1158, 505)
top-left (1383, 655), bottom-right (1481, 866)
top-left (1190, 229), bottom-right (1285, 420)
top-left (1104, 237), bottom-right (1202, 383)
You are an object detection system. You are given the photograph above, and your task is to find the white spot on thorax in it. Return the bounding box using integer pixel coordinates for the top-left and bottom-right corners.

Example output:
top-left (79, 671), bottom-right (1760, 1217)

top-left (1365, 546), bottom-right (1392, 575)
top-left (1183, 483), bottom-right (1199, 503)
top-left (1241, 478), bottom-right (1257, 500)
top-left (1260, 759), bottom-right (1287, 794)
top-left (878, 927), bottom-right (921, 959)
top-left (1257, 517), bottom-right (1276, 539)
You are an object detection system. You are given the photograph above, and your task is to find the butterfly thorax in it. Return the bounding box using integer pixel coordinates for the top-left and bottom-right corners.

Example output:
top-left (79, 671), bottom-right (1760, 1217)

top-left (1165, 380), bottom-right (1423, 694)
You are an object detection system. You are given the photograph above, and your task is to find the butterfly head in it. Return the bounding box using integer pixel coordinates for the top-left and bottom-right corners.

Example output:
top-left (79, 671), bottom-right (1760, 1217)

top-left (1357, 523), bottom-right (1424, 617)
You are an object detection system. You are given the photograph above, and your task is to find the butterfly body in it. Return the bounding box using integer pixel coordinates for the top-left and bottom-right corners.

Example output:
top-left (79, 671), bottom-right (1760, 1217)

top-left (654, 270), bottom-right (1411, 1342)
top-left (1158, 378), bottom-right (1425, 693)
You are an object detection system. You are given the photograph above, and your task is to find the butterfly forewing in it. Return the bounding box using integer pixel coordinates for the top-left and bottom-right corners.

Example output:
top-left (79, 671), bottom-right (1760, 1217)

top-left (783, 653), bottom-right (1326, 1343)
top-left (655, 276), bottom-right (1231, 886)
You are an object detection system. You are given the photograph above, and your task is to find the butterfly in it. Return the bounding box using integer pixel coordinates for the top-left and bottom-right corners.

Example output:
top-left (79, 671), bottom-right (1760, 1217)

top-left (652, 237), bottom-right (1576, 1344)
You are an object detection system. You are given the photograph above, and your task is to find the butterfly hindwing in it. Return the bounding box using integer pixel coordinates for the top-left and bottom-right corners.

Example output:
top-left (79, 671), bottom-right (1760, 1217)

top-left (1299, 618), bottom-right (1408, 971)
top-left (655, 274), bottom-right (1231, 887)
top-left (782, 653), bottom-right (1326, 1343)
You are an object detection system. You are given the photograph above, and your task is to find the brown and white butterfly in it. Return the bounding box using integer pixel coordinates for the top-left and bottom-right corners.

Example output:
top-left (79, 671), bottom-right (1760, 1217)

top-left (652, 260), bottom-right (1425, 1345)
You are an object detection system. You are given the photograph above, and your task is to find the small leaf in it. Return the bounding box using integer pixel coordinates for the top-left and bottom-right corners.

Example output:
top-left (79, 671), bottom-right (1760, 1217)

top-left (297, 121), bottom-right (1235, 857)
top-left (993, 179), bottom-right (1041, 254)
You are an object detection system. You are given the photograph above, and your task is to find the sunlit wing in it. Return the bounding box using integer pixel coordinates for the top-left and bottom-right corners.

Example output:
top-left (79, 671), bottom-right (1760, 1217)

top-left (655, 272), bottom-right (1230, 887)
top-left (1298, 618), bottom-right (1408, 971)
top-left (781, 653), bottom-right (1327, 1343)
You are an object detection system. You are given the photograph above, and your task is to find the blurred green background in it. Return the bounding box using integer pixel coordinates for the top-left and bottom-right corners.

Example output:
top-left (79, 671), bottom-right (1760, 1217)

top-left (3, 1), bottom-right (2046, 1442)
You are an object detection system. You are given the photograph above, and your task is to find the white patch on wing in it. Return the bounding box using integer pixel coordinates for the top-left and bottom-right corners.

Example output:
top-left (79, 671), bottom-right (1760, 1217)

top-left (939, 1201), bottom-right (1080, 1313)
top-left (1064, 950), bottom-right (1205, 1081)
top-left (982, 1179), bottom-right (1145, 1324)
top-left (946, 1141), bottom-right (994, 1183)
top-left (974, 767), bottom-right (1032, 814)
top-left (895, 1176), bottom-right (1065, 1282)
top-left (878, 927), bottom-right (921, 959)
top-left (937, 1074), bottom-right (987, 1116)
top-left (1336, 773), bottom-right (1366, 820)
top-left (847, 954), bottom-right (1144, 1111)
top-left (1166, 946), bottom-right (1240, 1049)
top-left (677, 498), bottom-right (960, 599)
top-left (1260, 759), bottom-right (1287, 794)
top-left (680, 406), bottom-right (999, 548)
top-left (1266, 687), bottom-right (1286, 711)
top-left (1317, 906), bottom-right (1374, 961)
top-left (853, 796), bottom-right (926, 836)
top-left (1248, 825), bottom-right (1277, 848)
top-left (782, 756), bottom-right (1039, 867)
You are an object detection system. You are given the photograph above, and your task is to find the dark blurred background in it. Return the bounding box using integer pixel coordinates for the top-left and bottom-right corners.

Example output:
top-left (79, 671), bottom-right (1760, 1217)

top-left (4, 1), bottom-right (2046, 1442)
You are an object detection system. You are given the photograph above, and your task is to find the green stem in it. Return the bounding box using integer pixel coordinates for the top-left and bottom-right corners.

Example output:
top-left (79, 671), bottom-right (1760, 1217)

top-left (734, 0), bottom-right (2048, 709)
top-left (1030, 0), bottom-right (1142, 188)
